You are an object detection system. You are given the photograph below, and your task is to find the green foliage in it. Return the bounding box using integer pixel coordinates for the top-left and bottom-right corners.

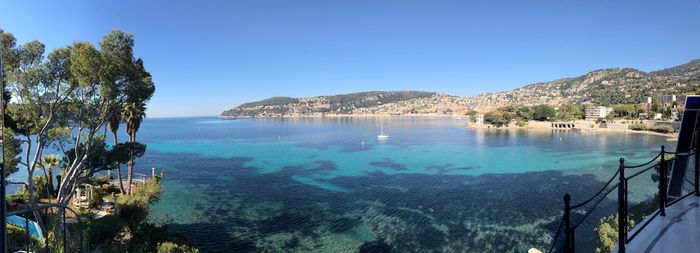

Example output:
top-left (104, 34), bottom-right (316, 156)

top-left (90, 188), bottom-right (106, 209)
top-left (86, 214), bottom-right (122, 247)
top-left (7, 189), bottom-right (28, 205)
top-left (101, 184), bottom-right (121, 196)
top-left (648, 125), bottom-right (674, 133)
top-left (7, 224), bottom-right (43, 252)
top-left (594, 214), bottom-right (636, 253)
top-left (33, 175), bottom-right (53, 199)
top-left (515, 107), bottom-right (533, 121)
top-left (531, 104), bottom-right (556, 121)
top-left (119, 178), bottom-right (163, 205)
top-left (628, 124), bottom-right (647, 131)
top-left (87, 178), bottom-right (198, 252)
top-left (118, 203), bottom-right (149, 232)
top-left (107, 142), bottom-right (146, 164)
top-left (64, 137), bottom-right (110, 173)
top-left (613, 104), bottom-right (638, 119)
top-left (484, 111), bottom-right (510, 127)
top-left (46, 232), bottom-right (82, 253)
top-left (465, 109), bottom-right (478, 119)
top-left (3, 128), bottom-right (21, 177)
top-left (222, 91), bottom-right (436, 116)
top-left (157, 241), bottom-right (200, 253)
top-left (628, 123), bottom-right (674, 133)
top-left (555, 104), bottom-right (585, 121)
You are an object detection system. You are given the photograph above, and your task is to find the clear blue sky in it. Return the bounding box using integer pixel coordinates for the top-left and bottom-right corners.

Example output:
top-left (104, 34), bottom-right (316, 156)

top-left (1, 0), bottom-right (699, 117)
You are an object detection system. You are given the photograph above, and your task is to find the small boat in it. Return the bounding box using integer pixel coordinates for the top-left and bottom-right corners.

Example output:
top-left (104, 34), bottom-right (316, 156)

top-left (377, 123), bottom-right (390, 139)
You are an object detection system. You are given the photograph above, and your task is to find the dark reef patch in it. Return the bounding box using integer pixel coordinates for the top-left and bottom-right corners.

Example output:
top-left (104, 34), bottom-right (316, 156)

top-left (141, 151), bottom-right (616, 253)
top-left (359, 240), bottom-right (393, 253)
top-left (425, 163), bottom-right (480, 174)
top-left (369, 158), bottom-right (408, 170)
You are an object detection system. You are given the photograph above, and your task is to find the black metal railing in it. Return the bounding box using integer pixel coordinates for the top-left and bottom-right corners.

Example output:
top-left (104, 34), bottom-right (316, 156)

top-left (549, 144), bottom-right (699, 253)
top-left (6, 203), bottom-right (85, 253)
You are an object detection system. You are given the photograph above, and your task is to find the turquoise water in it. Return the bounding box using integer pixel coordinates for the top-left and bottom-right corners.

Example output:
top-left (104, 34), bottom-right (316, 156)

top-left (131, 117), bottom-right (669, 252)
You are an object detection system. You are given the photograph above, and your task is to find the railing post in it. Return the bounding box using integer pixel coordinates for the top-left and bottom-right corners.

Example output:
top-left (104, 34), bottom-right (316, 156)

top-left (563, 194), bottom-right (573, 253)
top-left (695, 140), bottom-right (699, 196)
top-left (660, 146), bottom-right (666, 216)
top-left (618, 158), bottom-right (626, 253)
top-left (25, 216), bottom-right (30, 252)
top-left (63, 207), bottom-right (67, 253)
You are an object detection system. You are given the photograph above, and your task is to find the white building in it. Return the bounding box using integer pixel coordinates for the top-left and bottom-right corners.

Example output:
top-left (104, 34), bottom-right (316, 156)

top-left (585, 106), bottom-right (612, 121)
top-left (656, 95), bottom-right (677, 104)
top-left (476, 114), bottom-right (485, 125)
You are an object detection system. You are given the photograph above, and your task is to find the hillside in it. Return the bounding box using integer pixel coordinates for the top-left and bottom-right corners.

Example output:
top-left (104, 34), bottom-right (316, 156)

top-left (465, 60), bottom-right (700, 110)
top-left (221, 91), bottom-right (437, 117)
top-left (221, 59), bottom-right (700, 117)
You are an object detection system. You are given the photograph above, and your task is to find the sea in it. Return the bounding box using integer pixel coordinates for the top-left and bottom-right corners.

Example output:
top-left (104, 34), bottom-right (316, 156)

top-left (84, 116), bottom-right (670, 252)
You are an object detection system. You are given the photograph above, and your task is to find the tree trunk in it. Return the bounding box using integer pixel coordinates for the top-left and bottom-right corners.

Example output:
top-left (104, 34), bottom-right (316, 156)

top-left (24, 139), bottom-right (47, 240)
top-left (113, 133), bottom-right (126, 194)
top-left (47, 169), bottom-right (54, 197)
top-left (41, 166), bottom-right (53, 200)
top-left (27, 171), bottom-right (47, 242)
top-left (127, 133), bottom-right (135, 195)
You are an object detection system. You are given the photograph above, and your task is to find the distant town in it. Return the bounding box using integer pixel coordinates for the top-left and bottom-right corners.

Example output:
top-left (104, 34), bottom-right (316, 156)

top-left (222, 59), bottom-right (698, 132)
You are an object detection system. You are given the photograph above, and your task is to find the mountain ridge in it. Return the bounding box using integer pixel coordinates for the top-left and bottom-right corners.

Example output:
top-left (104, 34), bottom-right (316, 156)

top-left (221, 59), bottom-right (700, 117)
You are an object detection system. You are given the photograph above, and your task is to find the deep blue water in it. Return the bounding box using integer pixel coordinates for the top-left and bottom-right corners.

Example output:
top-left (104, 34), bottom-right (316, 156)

top-left (126, 116), bottom-right (670, 252)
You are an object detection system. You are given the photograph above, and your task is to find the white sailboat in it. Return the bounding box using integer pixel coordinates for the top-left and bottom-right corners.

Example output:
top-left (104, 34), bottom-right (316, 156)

top-left (377, 122), bottom-right (390, 139)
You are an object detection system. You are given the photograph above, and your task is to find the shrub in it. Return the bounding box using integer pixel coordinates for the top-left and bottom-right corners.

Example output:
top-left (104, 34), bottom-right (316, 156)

top-left (119, 203), bottom-right (149, 232)
top-left (7, 224), bottom-right (42, 251)
top-left (157, 241), bottom-right (200, 253)
top-left (628, 124), bottom-right (647, 131)
top-left (119, 179), bottom-right (162, 205)
top-left (86, 215), bottom-right (122, 246)
top-left (7, 190), bottom-right (28, 205)
top-left (90, 188), bottom-right (106, 209)
top-left (594, 214), bottom-right (636, 253)
top-left (516, 120), bottom-right (528, 127)
top-left (484, 111), bottom-right (509, 127)
top-left (102, 184), bottom-right (121, 195)
top-left (649, 125), bottom-right (674, 133)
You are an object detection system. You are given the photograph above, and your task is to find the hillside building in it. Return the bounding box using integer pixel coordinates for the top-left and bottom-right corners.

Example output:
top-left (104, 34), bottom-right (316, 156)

top-left (585, 106), bottom-right (612, 121)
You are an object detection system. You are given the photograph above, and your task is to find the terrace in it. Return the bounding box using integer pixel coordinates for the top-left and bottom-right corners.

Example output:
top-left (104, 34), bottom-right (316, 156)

top-left (548, 95), bottom-right (700, 253)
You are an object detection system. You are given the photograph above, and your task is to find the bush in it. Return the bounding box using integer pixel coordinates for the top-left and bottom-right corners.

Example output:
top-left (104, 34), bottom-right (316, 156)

top-left (628, 124), bottom-right (647, 131)
top-left (649, 125), bottom-right (674, 133)
top-left (7, 224), bottom-right (42, 251)
top-left (594, 214), bottom-right (636, 253)
top-left (7, 190), bottom-right (28, 205)
top-left (102, 184), bottom-right (121, 195)
top-left (119, 203), bottom-right (149, 232)
top-left (119, 179), bottom-right (162, 205)
top-left (33, 176), bottom-right (53, 199)
top-left (87, 215), bottom-right (122, 246)
top-left (484, 111), bottom-right (509, 127)
top-left (157, 241), bottom-right (200, 253)
top-left (90, 188), bottom-right (106, 209)
top-left (532, 104), bottom-right (556, 121)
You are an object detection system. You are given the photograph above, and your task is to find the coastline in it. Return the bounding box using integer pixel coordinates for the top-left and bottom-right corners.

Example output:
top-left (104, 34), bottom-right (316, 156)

top-left (219, 113), bottom-right (469, 119)
top-left (465, 122), bottom-right (678, 139)
top-left (219, 114), bottom-right (678, 139)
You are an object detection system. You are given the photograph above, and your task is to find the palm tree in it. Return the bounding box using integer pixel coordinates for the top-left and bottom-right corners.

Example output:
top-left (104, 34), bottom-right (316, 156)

top-left (124, 101), bottom-right (146, 194)
top-left (40, 154), bottom-right (62, 200)
top-left (107, 107), bottom-right (127, 193)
